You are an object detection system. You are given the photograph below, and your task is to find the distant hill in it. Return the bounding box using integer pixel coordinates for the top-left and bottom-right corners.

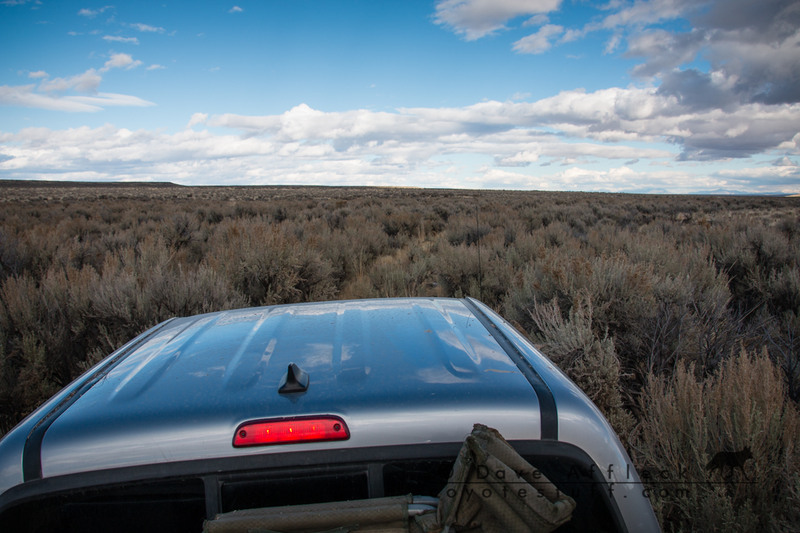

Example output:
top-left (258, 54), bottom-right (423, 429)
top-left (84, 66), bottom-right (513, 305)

top-left (0, 180), bottom-right (181, 189)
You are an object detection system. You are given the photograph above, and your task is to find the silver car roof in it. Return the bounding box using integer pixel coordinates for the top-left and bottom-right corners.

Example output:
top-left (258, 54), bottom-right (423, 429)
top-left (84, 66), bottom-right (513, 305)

top-left (37, 298), bottom-right (546, 477)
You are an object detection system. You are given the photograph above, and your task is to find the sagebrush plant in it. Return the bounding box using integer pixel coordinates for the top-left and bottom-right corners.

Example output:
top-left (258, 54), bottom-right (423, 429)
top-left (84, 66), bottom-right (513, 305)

top-left (529, 292), bottom-right (635, 441)
top-left (633, 348), bottom-right (800, 532)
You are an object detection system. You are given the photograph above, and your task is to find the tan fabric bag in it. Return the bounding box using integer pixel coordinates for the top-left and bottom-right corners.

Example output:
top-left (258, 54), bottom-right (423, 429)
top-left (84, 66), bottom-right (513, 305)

top-left (436, 424), bottom-right (576, 532)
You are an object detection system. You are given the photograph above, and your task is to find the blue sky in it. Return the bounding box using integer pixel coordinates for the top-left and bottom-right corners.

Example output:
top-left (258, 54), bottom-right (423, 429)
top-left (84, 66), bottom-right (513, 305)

top-left (1, 0), bottom-right (799, 194)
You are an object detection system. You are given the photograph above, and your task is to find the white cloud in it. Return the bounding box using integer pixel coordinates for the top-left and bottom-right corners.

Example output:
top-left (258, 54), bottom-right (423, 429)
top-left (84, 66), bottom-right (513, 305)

top-left (68, 92), bottom-right (155, 109)
top-left (129, 23), bottom-right (165, 33)
top-left (187, 113), bottom-right (208, 128)
top-left (0, 85), bottom-right (99, 112)
top-left (229, 6), bottom-right (243, 13)
top-left (626, 29), bottom-right (704, 76)
top-left (39, 69), bottom-right (102, 93)
top-left (103, 35), bottom-right (140, 45)
top-left (78, 5), bottom-right (112, 17)
top-left (434, 0), bottom-right (562, 40)
top-left (432, 0), bottom-right (800, 114)
top-left (146, 64), bottom-right (166, 71)
top-left (2, 87), bottom-right (798, 193)
top-left (599, 0), bottom-right (697, 30)
top-left (1, 54), bottom-right (152, 112)
top-left (0, 85), bottom-right (153, 112)
top-left (711, 165), bottom-right (800, 193)
top-left (773, 156), bottom-right (797, 167)
top-left (187, 93), bottom-right (800, 164)
top-left (513, 24), bottom-right (564, 54)
top-left (100, 53), bottom-right (143, 72)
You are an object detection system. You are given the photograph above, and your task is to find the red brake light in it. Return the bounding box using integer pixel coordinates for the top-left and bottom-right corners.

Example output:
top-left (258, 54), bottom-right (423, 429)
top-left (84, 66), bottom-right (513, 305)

top-left (233, 416), bottom-right (350, 447)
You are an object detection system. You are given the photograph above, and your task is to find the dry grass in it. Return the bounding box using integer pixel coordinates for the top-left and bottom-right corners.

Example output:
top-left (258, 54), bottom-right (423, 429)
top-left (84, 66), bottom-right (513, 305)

top-left (633, 348), bottom-right (800, 531)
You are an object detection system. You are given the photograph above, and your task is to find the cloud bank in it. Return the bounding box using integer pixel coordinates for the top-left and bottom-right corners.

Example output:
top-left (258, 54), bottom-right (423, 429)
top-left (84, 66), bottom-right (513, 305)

top-left (437, 0), bottom-right (800, 112)
top-left (2, 90), bottom-right (798, 193)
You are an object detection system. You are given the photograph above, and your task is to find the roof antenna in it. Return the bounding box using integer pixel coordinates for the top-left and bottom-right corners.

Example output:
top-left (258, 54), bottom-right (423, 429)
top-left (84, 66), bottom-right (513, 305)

top-left (475, 198), bottom-right (483, 302)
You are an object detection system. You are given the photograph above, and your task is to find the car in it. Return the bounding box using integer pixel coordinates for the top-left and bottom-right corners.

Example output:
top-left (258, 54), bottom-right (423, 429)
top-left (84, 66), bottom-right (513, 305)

top-left (0, 297), bottom-right (660, 532)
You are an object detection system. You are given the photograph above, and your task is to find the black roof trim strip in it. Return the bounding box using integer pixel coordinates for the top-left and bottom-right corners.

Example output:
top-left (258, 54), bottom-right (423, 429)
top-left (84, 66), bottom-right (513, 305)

top-left (461, 297), bottom-right (558, 440)
top-left (22, 318), bottom-right (179, 482)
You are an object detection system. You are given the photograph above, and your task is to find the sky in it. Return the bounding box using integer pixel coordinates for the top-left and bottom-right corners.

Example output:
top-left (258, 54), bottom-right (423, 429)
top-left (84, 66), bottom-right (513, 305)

top-left (1, 0), bottom-right (799, 194)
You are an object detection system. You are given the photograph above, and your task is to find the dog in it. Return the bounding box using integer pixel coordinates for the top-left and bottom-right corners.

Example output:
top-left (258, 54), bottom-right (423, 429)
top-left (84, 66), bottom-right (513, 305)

top-left (706, 446), bottom-right (753, 479)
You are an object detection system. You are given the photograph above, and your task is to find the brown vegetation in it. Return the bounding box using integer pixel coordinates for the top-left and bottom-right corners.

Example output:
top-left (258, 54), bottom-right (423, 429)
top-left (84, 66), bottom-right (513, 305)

top-left (1, 182), bottom-right (798, 530)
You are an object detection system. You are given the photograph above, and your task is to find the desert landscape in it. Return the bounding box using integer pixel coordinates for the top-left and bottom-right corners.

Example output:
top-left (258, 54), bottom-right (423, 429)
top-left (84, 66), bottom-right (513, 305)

top-left (0, 181), bottom-right (798, 530)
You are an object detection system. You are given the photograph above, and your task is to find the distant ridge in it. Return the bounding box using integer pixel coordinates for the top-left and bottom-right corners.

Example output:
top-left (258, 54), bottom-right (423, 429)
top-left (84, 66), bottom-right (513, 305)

top-left (0, 180), bottom-right (796, 197)
top-left (0, 180), bottom-right (181, 188)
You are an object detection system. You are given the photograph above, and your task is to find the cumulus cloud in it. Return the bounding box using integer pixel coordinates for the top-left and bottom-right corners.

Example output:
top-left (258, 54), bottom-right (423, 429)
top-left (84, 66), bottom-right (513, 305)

top-left (434, 0), bottom-right (562, 40)
top-left (229, 5), bottom-right (243, 13)
top-left (434, 0), bottom-right (800, 114)
top-left (619, 0), bottom-right (800, 108)
top-left (101, 53), bottom-right (143, 71)
top-left (512, 24), bottom-right (563, 54)
top-left (626, 29), bottom-right (706, 77)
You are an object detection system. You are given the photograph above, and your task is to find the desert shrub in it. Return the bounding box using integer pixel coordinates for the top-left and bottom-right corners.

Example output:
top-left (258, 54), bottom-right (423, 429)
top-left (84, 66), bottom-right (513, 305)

top-left (205, 219), bottom-right (305, 305)
top-left (529, 292), bottom-right (635, 441)
top-left (89, 237), bottom-right (247, 353)
top-left (586, 255), bottom-right (657, 351)
top-left (381, 210), bottom-right (420, 241)
top-left (502, 245), bottom-right (584, 330)
top-left (368, 249), bottom-right (435, 298)
top-left (761, 265), bottom-right (800, 316)
top-left (317, 216), bottom-right (389, 282)
top-left (431, 242), bottom-right (482, 298)
top-left (0, 228), bottom-right (29, 280)
top-left (541, 221), bottom-right (573, 248)
top-left (292, 247), bottom-right (337, 302)
top-left (444, 214), bottom-right (491, 246)
top-left (0, 266), bottom-right (96, 429)
top-left (430, 239), bottom-right (513, 303)
top-left (707, 221), bottom-right (799, 318)
top-left (634, 348), bottom-right (800, 532)
top-left (205, 218), bottom-right (336, 306)
top-left (161, 212), bottom-right (201, 251)
top-left (764, 311), bottom-right (800, 402)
